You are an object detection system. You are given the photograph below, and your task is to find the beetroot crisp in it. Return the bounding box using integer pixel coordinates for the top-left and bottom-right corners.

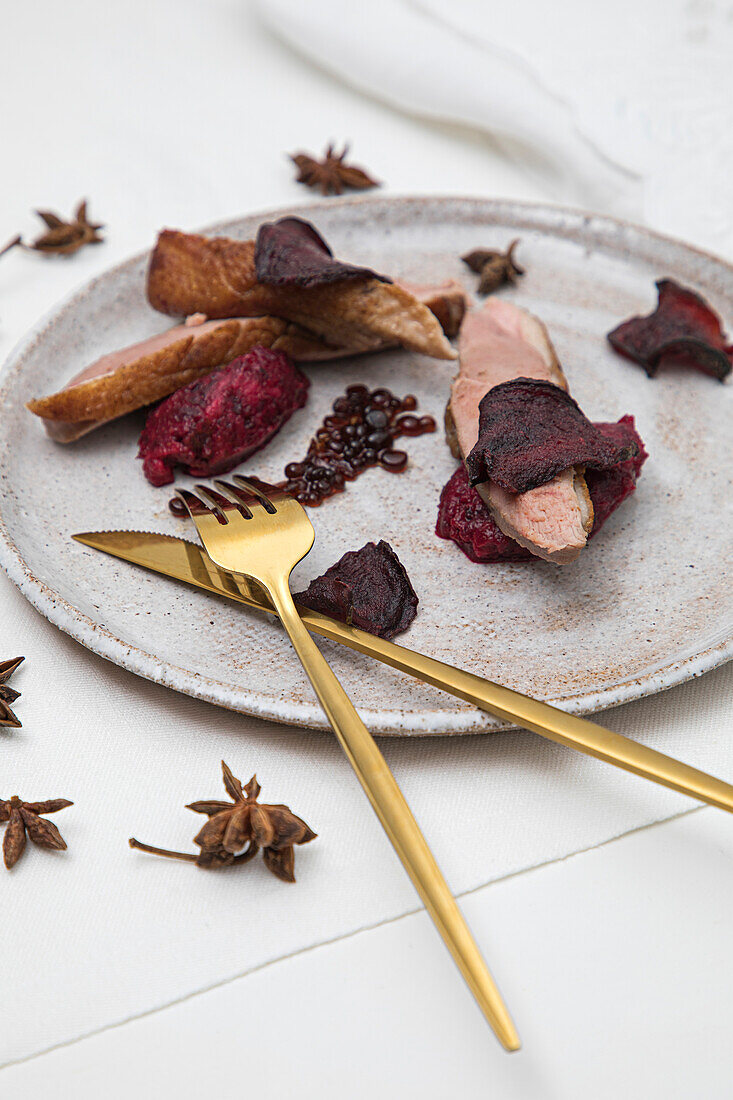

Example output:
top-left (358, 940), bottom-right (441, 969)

top-left (465, 378), bottom-right (639, 494)
top-left (295, 540), bottom-right (418, 639)
top-left (608, 279), bottom-right (733, 381)
top-left (138, 346), bottom-right (309, 486)
top-left (254, 216), bottom-right (390, 289)
top-left (438, 416), bottom-right (647, 563)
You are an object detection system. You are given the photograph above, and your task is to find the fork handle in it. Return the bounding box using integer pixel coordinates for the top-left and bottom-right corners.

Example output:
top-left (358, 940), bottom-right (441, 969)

top-left (266, 574), bottom-right (520, 1051)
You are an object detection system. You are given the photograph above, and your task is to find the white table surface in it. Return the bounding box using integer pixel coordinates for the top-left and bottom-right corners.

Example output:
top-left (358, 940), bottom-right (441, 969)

top-left (1, 1), bottom-right (731, 1095)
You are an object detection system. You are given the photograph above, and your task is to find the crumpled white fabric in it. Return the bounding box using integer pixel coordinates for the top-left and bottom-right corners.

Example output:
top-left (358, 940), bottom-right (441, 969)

top-left (255, 0), bottom-right (733, 254)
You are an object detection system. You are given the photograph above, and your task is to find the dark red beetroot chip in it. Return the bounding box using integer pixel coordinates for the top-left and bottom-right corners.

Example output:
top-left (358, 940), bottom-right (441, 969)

top-left (438, 416), bottom-right (647, 564)
top-left (294, 540), bottom-right (418, 639)
top-left (607, 279), bottom-right (733, 381)
top-left (138, 346), bottom-right (309, 486)
top-left (254, 217), bottom-right (391, 289)
top-left (465, 378), bottom-right (639, 494)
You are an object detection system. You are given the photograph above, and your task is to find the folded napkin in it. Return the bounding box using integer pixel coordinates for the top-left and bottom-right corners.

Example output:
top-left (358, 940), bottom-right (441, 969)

top-left (256, 0), bottom-right (733, 255)
top-left (255, 0), bottom-right (640, 219)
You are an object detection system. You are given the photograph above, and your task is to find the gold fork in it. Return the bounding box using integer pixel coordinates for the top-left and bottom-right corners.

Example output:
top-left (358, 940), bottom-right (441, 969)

top-left (176, 476), bottom-right (520, 1051)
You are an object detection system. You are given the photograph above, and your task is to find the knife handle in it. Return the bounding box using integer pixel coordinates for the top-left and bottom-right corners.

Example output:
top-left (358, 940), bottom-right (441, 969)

top-left (72, 533), bottom-right (733, 816)
top-left (318, 620), bottom-right (733, 814)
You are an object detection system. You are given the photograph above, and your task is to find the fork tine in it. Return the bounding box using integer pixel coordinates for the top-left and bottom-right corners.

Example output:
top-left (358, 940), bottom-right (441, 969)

top-left (232, 474), bottom-right (282, 496)
top-left (176, 487), bottom-right (228, 526)
top-left (175, 488), bottom-right (212, 519)
top-left (197, 484), bottom-right (251, 520)
top-left (212, 480), bottom-right (257, 517)
top-left (231, 476), bottom-right (278, 513)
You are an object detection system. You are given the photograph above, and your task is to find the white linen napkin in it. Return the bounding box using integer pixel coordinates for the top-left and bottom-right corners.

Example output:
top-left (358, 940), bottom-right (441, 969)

top-left (255, 0), bottom-right (640, 219)
top-left (255, 0), bottom-right (733, 255)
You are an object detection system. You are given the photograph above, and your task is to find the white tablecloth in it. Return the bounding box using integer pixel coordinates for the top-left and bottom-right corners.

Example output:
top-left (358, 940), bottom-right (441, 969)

top-left (0, 0), bottom-right (731, 1090)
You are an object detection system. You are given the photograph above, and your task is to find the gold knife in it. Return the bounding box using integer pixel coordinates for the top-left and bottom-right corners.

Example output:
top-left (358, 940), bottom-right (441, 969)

top-left (73, 530), bottom-right (733, 814)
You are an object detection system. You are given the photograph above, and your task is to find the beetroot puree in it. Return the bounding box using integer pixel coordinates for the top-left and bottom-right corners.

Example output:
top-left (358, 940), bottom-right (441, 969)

top-left (138, 347), bottom-right (309, 487)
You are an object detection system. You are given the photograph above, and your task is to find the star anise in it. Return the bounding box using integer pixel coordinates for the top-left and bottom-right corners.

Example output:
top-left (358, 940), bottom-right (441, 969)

top-left (0, 235), bottom-right (22, 260)
top-left (0, 200), bottom-right (104, 259)
top-left (0, 656), bottom-right (25, 728)
top-left (462, 239), bottom-right (524, 295)
top-left (0, 794), bottom-right (73, 869)
top-left (129, 762), bottom-right (317, 882)
top-left (290, 143), bottom-right (379, 196)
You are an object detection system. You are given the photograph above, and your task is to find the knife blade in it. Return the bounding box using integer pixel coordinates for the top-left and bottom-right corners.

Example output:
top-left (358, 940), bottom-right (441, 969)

top-left (72, 529), bottom-right (733, 814)
top-left (71, 528), bottom-right (422, 654)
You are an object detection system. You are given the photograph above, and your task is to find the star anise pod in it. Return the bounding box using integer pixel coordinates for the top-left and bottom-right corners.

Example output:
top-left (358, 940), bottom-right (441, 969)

top-left (462, 239), bottom-right (524, 296)
top-left (129, 762), bottom-right (316, 882)
top-left (0, 235), bottom-right (22, 260)
top-left (0, 200), bottom-right (104, 260)
top-left (290, 143), bottom-right (379, 196)
top-left (0, 656), bottom-right (25, 728)
top-left (0, 794), bottom-right (73, 869)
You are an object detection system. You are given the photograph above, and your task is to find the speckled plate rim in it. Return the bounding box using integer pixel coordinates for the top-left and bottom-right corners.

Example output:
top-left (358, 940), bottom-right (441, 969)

top-left (0, 194), bottom-right (731, 736)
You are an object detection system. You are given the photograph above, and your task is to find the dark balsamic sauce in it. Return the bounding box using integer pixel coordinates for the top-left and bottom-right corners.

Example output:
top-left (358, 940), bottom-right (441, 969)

top-left (168, 384), bottom-right (435, 515)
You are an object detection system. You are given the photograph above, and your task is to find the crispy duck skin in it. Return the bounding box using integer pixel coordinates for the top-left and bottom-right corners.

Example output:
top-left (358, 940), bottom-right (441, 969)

top-left (146, 229), bottom-right (457, 360)
top-left (398, 279), bottom-right (466, 338)
top-left (447, 299), bottom-right (593, 564)
top-left (26, 317), bottom-right (298, 443)
top-left (26, 284), bottom-right (466, 442)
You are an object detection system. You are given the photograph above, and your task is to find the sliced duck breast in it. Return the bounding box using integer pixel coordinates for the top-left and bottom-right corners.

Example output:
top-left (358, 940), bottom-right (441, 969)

top-left (27, 283), bottom-right (466, 442)
top-left (147, 225), bottom-right (457, 361)
top-left (447, 299), bottom-right (593, 564)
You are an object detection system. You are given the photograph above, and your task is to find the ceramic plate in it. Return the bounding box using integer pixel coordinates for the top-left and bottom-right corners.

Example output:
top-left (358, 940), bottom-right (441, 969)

top-left (0, 197), bottom-right (731, 734)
